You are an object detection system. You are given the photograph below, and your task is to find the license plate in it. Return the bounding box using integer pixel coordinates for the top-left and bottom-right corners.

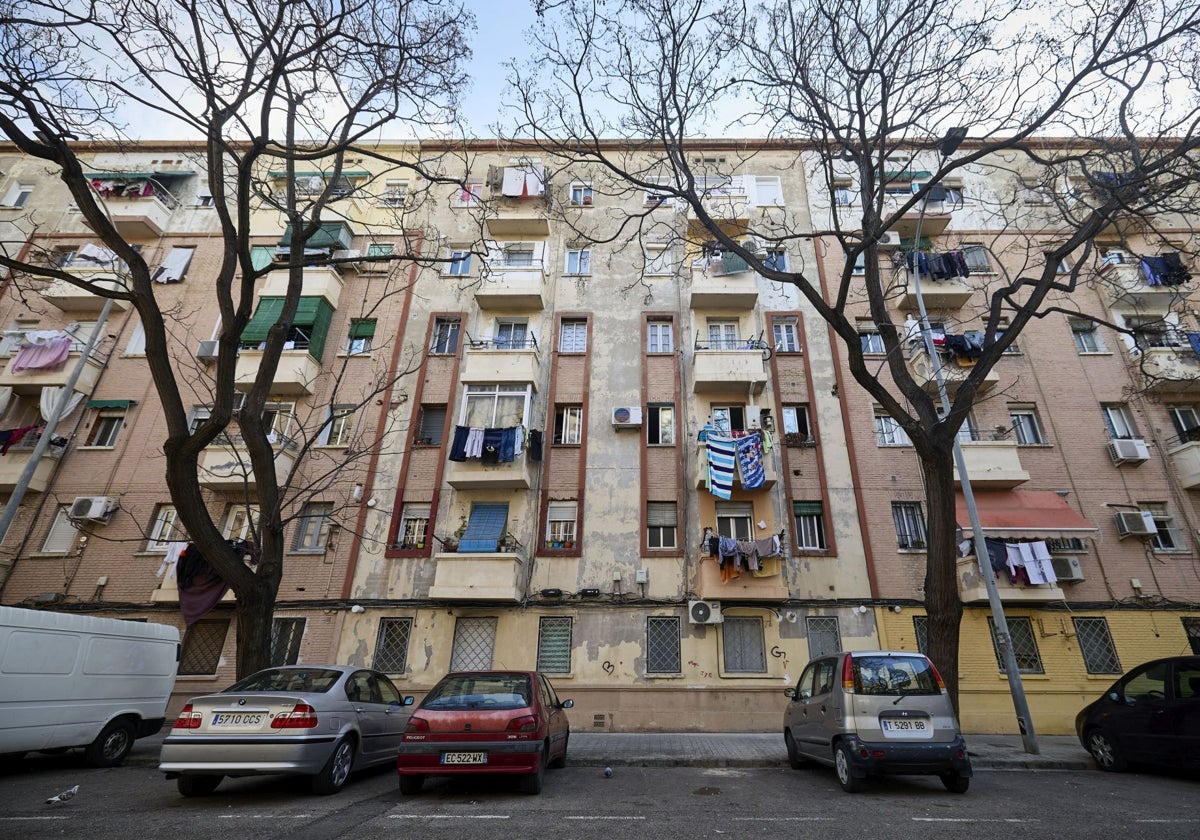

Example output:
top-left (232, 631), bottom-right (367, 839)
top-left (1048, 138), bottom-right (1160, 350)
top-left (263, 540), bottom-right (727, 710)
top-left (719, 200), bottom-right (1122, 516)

top-left (880, 718), bottom-right (930, 738)
top-left (210, 712), bottom-right (266, 727)
top-left (441, 752), bottom-right (487, 765)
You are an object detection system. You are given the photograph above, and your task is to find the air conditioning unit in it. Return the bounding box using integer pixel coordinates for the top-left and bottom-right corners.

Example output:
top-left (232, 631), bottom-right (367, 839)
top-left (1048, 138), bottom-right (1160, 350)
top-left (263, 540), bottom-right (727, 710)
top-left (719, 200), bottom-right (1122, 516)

top-left (1115, 511), bottom-right (1157, 538)
top-left (876, 231), bottom-right (901, 250)
top-left (741, 236), bottom-right (769, 258)
top-left (611, 406), bottom-right (643, 428)
top-left (195, 340), bottom-right (218, 361)
top-left (332, 249), bottom-right (362, 271)
top-left (688, 600), bottom-right (724, 625)
top-left (1107, 438), bottom-right (1150, 465)
top-left (1050, 555), bottom-right (1086, 582)
top-left (69, 496), bottom-right (116, 523)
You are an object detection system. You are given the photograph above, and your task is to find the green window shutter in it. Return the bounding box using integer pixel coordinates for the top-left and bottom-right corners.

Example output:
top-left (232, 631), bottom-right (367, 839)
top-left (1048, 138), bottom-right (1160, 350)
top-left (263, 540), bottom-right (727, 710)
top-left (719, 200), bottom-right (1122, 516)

top-left (241, 297), bottom-right (286, 343)
top-left (278, 221), bottom-right (353, 250)
top-left (250, 246), bottom-right (275, 271)
top-left (349, 319), bottom-right (376, 339)
top-left (306, 299), bottom-right (334, 361)
top-left (793, 501), bottom-right (824, 515)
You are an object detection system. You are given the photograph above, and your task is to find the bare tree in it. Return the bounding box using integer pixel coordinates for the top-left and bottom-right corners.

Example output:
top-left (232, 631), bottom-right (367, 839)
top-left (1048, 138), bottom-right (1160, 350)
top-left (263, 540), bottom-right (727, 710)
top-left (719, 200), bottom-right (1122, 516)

top-left (509, 0), bottom-right (1200, 706)
top-left (0, 0), bottom-right (474, 677)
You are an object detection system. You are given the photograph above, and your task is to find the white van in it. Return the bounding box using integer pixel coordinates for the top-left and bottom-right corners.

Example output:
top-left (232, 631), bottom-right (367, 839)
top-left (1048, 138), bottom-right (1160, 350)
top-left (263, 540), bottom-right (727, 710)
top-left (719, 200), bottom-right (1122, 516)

top-left (0, 606), bottom-right (180, 766)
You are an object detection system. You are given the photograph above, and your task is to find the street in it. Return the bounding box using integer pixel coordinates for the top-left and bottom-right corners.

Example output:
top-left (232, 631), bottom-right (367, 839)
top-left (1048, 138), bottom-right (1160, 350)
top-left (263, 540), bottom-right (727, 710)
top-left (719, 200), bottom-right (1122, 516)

top-left (1, 747), bottom-right (1198, 840)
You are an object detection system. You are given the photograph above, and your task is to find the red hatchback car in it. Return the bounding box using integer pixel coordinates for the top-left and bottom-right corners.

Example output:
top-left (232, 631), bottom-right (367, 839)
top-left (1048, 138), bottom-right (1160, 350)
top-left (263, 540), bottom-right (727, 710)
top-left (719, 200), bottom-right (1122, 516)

top-left (396, 670), bottom-right (573, 795)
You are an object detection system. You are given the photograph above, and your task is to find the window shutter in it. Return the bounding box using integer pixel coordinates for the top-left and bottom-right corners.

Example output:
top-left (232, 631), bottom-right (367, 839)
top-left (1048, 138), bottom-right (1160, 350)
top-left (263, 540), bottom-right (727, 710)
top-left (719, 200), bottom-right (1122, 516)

top-left (349, 319), bottom-right (376, 339)
top-left (793, 502), bottom-right (823, 516)
top-left (646, 502), bottom-right (676, 526)
top-left (716, 502), bottom-right (753, 518)
top-left (459, 503), bottom-right (509, 552)
top-left (240, 297), bottom-right (286, 342)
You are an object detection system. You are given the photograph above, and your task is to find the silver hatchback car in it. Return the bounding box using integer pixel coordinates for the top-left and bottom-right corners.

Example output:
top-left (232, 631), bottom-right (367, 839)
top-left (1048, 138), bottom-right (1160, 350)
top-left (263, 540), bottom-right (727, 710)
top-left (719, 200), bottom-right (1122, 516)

top-left (783, 650), bottom-right (972, 793)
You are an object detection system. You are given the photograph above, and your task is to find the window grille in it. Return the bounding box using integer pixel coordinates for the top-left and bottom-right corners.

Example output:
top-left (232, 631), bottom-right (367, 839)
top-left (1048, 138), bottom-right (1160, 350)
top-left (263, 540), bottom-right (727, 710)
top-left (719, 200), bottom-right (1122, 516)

top-left (179, 619), bottom-right (229, 675)
top-left (374, 618), bottom-right (413, 673)
top-left (270, 618), bottom-right (305, 666)
top-left (537, 617), bottom-right (573, 674)
top-left (1182, 618), bottom-right (1200, 655)
top-left (987, 617), bottom-right (1044, 674)
top-left (450, 617), bottom-right (496, 670)
top-left (722, 617), bottom-right (767, 673)
top-left (891, 502), bottom-right (926, 548)
top-left (1073, 617), bottom-right (1121, 674)
top-left (806, 616), bottom-right (842, 659)
top-left (646, 616), bottom-right (681, 673)
top-left (912, 616), bottom-right (929, 655)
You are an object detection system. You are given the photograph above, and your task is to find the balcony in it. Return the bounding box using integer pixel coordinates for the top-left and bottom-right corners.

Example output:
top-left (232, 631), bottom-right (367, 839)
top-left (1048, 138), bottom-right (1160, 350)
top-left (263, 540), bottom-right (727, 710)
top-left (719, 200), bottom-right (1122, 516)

top-left (0, 347), bottom-right (104, 396)
top-left (41, 271), bottom-right (132, 314)
top-left (694, 553), bottom-right (788, 601)
top-left (234, 348), bottom-right (321, 395)
top-left (197, 434), bottom-right (299, 491)
top-left (689, 258), bottom-right (759, 308)
top-left (884, 193), bottom-right (955, 237)
top-left (957, 556), bottom-right (1065, 604)
top-left (446, 450), bottom-right (539, 490)
top-left (953, 439), bottom-right (1030, 488)
top-left (427, 550), bottom-right (524, 601)
top-left (692, 339), bottom-right (769, 395)
top-left (1098, 262), bottom-right (1185, 311)
top-left (1132, 342), bottom-right (1200, 394)
top-left (0, 434), bottom-right (65, 493)
top-left (1167, 437), bottom-right (1200, 489)
top-left (85, 185), bottom-right (177, 238)
top-left (897, 277), bottom-right (973, 310)
top-left (692, 441), bottom-right (777, 489)
top-left (259, 267), bottom-right (343, 309)
top-left (461, 336), bottom-right (541, 385)
top-left (907, 346), bottom-right (998, 395)
top-left (475, 262), bottom-right (547, 310)
top-left (484, 212), bottom-right (550, 238)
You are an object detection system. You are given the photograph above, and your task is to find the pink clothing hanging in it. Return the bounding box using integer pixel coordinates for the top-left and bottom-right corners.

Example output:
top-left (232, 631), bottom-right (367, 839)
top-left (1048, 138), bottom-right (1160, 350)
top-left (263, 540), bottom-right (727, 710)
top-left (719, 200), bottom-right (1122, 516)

top-left (10, 336), bottom-right (71, 373)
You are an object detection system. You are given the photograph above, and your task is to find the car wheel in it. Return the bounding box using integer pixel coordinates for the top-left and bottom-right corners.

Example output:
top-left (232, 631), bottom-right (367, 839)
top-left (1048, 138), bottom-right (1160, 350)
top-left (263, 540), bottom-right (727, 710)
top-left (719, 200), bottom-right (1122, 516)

top-left (940, 771), bottom-right (970, 793)
top-left (1086, 728), bottom-right (1126, 772)
top-left (398, 774), bottom-right (424, 795)
top-left (84, 718), bottom-right (136, 768)
top-left (311, 737), bottom-right (355, 795)
top-left (549, 735), bottom-right (568, 769)
top-left (784, 729), bottom-right (808, 769)
top-left (519, 747), bottom-right (547, 795)
top-left (177, 775), bottom-right (223, 797)
top-left (834, 743), bottom-right (864, 793)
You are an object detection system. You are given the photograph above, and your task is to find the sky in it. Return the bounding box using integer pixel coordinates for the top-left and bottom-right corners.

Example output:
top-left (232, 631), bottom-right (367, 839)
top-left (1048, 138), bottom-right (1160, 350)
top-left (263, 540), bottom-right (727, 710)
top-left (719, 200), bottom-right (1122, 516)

top-left (460, 1), bottom-right (540, 136)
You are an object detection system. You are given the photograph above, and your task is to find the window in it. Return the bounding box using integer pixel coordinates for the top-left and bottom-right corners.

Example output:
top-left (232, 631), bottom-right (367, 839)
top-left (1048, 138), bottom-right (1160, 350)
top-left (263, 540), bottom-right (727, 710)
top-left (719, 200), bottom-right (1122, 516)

top-left (764, 249), bottom-right (787, 272)
top-left (892, 502), bottom-right (926, 549)
top-left (565, 249), bottom-right (591, 275)
top-left (722, 616), bottom-right (767, 673)
top-left (449, 617), bottom-right (496, 671)
top-left (196, 182), bottom-right (214, 207)
top-left (849, 249), bottom-right (867, 275)
top-left (1, 181), bottom-right (32, 208)
top-left (345, 319), bottom-right (375, 354)
top-left (261, 401), bottom-right (295, 442)
top-left (499, 242), bottom-right (535, 267)
top-left (558, 319), bottom-right (588, 352)
top-left (859, 324), bottom-right (885, 354)
top-left (416, 405), bottom-right (446, 445)
top-left (178, 619), bottom-right (230, 676)
top-left (833, 184), bottom-right (853, 206)
top-left (875, 411), bottom-right (911, 446)
top-left (239, 296), bottom-right (334, 359)
top-left (493, 319), bottom-right (529, 349)
top-left (151, 246), bottom-right (194, 283)
top-left (546, 502), bottom-right (577, 546)
top-left (1102, 404), bottom-right (1137, 439)
top-left (645, 616), bottom-right (681, 674)
top-left (1055, 257), bottom-right (1072, 274)
top-left (446, 249), bottom-right (472, 276)
top-left (381, 179), bottom-right (408, 207)
top-left (644, 179), bottom-right (675, 206)
top-left (806, 616), bottom-right (842, 659)
top-left (773, 319), bottom-right (799, 353)
top-left (454, 182), bottom-right (483, 206)
top-left (553, 405), bottom-right (583, 445)
top-left (711, 405), bottom-right (747, 435)
top-left (431, 318), bottom-right (461, 354)
top-left (84, 407), bottom-right (126, 447)
top-left (716, 501), bottom-right (753, 541)
top-left (1183, 618), bottom-right (1200, 655)
top-left (374, 618), bottom-right (413, 673)
top-left (781, 404), bottom-right (812, 443)
top-left (963, 244), bottom-right (991, 272)
top-left (987, 616), bottom-right (1044, 674)
top-left (1073, 618), bottom-right (1121, 674)
top-left (1071, 318), bottom-right (1104, 353)
top-left (148, 505), bottom-right (185, 551)
top-left (319, 405), bottom-right (355, 447)
top-left (647, 403), bottom-right (676, 445)
top-left (647, 320), bottom-right (674, 353)
top-left (269, 618), bottom-right (305, 667)
top-left (569, 183), bottom-right (593, 206)
top-left (293, 502), bottom-right (333, 552)
top-left (221, 504), bottom-right (259, 540)
top-left (912, 616), bottom-right (929, 655)
top-left (793, 502), bottom-right (827, 550)
top-left (706, 320), bottom-right (739, 350)
top-left (40, 506), bottom-right (76, 554)
top-left (365, 243), bottom-right (394, 272)
top-left (398, 504), bottom-right (429, 549)
top-left (645, 245), bottom-right (676, 276)
top-left (462, 383), bottom-right (529, 428)
top-left (995, 319), bottom-right (1020, 354)
top-left (1141, 503), bottom-right (1184, 551)
top-left (537, 617), bottom-right (573, 674)
top-left (1009, 405), bottom-right (1045, 445)
top-left (646, 502), bottom-right (677, 549)
top-left (125, 320), bottom-right (147, 355)
top-left (753, 176), bottom-right (783, 206)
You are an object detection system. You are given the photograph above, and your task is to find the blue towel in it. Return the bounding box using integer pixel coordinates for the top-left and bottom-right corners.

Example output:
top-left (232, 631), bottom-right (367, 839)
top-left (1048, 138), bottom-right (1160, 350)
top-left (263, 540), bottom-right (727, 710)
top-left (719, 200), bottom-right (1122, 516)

top-left (737, 434), bottom-right (766, 489)
top-left (705, 436), bottom-right (737, 499)
top-left (1189, 333), bottom-right (1200, 358)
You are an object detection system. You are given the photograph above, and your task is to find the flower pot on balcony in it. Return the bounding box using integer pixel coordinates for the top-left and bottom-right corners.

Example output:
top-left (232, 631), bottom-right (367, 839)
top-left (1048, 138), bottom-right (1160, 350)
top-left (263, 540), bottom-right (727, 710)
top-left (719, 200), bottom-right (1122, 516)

top-left (564, 541), bottom-right (574, 549)
top-left (552, 541), bottom-right (563, 549)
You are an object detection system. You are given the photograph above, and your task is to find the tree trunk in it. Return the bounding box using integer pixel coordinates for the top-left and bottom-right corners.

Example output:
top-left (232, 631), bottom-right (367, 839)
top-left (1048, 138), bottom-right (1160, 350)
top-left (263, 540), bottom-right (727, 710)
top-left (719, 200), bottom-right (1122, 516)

top-left (233, 577), bottom-right (276, 678)
top-left (919, 445), bottom-right (965, 712)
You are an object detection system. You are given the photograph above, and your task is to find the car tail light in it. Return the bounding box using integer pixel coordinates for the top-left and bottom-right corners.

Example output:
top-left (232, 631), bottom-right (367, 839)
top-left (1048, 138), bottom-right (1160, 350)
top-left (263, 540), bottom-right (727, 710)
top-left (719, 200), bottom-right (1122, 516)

top-left (506, 715), bottom-right (538, 732)
top-left (404, 716), bottom-right (430, 733)
top-left (927, 659), bottom-right (948, 691)
top-left (842, 655), bottom-right (855, 692)
top-left (173, 704), bottom-right (202, 730)
top-left (271, 703), bottom-right (318, 729)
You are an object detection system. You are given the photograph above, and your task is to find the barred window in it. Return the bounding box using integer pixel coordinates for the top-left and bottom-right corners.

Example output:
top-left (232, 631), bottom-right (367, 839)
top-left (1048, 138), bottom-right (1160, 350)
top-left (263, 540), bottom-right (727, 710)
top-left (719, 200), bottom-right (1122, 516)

top-left (912, 615), bottom-right (929, 655)
top-left (1183, 618), bottom-right (1200, 655)
top-left (806, 616), bottom-right (842, 659)
top-left (793, 502), bottom-right (827, 550)
top-left (374, 618), bottom-right (413, 673)
top-left (987, 617), bottom-right (1044, 674)
top-left (450, 617), bottom-right (496, 671)
top-left (269, 617), bottom-right (305, 666)
top-left (891, 502), bottom-right (926, 549)
top-left (537, 617), bottom-right (573, 674)
top-left (722, 616), bottom-right (767, 673)
top-left (179, 619), bottom-right (229, 675)
top-left (646, 616), bottom-right (681, 674)
top-left (1073, 617), bottom-right (1121, 674)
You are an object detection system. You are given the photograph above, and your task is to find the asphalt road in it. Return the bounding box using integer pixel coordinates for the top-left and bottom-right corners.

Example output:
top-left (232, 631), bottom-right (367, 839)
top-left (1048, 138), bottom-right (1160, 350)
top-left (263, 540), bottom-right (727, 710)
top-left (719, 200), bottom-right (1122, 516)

top-left (2, 749), bottom-right (1197, 840)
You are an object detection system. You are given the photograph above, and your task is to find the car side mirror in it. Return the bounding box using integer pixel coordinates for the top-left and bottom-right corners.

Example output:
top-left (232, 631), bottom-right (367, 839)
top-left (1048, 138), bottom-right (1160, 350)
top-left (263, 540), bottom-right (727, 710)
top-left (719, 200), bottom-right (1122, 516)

top-left (562, 699), bottom-right (574, 709)
top-left (784, 687), bottom-right (796, 699)
top-left (402, 696), bottom-right (415, 706)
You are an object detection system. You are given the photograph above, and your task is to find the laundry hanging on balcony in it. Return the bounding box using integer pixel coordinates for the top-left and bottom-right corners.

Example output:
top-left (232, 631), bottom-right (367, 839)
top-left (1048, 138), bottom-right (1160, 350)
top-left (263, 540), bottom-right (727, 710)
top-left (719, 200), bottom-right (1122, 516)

top-left (0, 424), bottom-right (40, 455)
top-left (735, 434), bottom-right (766, 489)
top-left (903, 250), bottom-right (971, 280)
top-left (1140, 253), bottom-right (1191, 286)
top-left (9, 335), bottom-right (71, 372)
top-left (448, 424), bottom-right (520, 463)
top-left (704, 436), bottom-right (737, 499)
top-left (964, 536), bottom-right (1058, 586)
top-left (177, 542), bottom-right (229, 626)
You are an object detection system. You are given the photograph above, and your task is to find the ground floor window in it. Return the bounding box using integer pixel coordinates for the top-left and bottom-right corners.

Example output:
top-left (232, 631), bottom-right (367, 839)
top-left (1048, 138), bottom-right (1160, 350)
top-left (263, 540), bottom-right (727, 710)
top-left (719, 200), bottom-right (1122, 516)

top-left (179, 618), bottom-right (229, 675)
top-left (806, 616), bottom-right (842, 659)
top-left (646, 616), bottom-right (681, 674)
top-left (537, 617), bottom-right (573, 674)
top-left (269, 617), bottom-right (305, 666)
top-left (450, 616), bottom-right (497, 671)
top-left (1073, 617), bottom-right (1121, 674)
top-left (374, 618), bottom-right (413, 673)
top-left (722, 616), bottom-right (767, 673)
top-left (988, 616), bottom-right (1044, 674)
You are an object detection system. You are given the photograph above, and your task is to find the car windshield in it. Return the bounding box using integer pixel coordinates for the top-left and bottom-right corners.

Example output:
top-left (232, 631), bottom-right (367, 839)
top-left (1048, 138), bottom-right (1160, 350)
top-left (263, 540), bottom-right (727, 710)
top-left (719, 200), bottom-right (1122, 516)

top-left (852, 656), bottom-right (940, 696)
top-left (422, 674), bottom-right (532, 711)
top-left (223, 668), bottom-right (342, 694)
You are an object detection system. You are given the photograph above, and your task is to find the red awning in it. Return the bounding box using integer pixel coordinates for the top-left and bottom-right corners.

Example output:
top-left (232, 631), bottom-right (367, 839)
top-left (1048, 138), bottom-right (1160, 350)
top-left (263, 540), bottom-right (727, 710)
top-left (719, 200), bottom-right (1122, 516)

top-left (955, 490), bottom-right (1096, 537)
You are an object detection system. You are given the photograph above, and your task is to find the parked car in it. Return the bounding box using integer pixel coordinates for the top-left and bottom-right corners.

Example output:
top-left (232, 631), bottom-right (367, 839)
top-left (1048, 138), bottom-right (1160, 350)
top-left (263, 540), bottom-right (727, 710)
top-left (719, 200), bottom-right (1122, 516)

top-left (160, 665), bottom-right (412, 796)
top-left (782, 650), bottom-right (972, 793)
top-left (1075, 655), bottom-right (1200, 772)
top-left (396, 670), bottom-right (572, 795)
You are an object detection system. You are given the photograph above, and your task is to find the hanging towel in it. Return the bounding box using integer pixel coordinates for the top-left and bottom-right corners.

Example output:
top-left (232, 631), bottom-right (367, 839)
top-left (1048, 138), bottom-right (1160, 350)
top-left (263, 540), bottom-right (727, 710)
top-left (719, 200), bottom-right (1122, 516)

top-left (736, 433), bottom-right (766, 489)
top-left (1005, 543), bottom-right (1025, 577)
top-left (499, 427), bottom-right (517, 463)
top-left (705, 436), bottom-right (737, 499)
top-left (481, 428), bottom-right (503, 464)
top-left (448, 425), bottom-right (469, 461)
top-left (1028, 541), bottom-right (1057, 583)
top-left (465, 427), bottom-right (484, 458)
top-left (156, 541), bottom-right (189, 579)
top-left (1188, 333), bottom-right (1200, 358)
top-left (10, 336), bottom-right (71, 373)
top-left (501, 167), bottom-right (527, 196)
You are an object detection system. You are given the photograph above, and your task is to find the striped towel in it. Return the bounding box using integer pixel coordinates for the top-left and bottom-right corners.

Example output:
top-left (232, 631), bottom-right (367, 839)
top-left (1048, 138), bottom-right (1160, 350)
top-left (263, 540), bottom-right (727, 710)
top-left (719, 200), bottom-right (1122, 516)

top-left (705, 436), bottom-right (737, 499)
top-left (737, 433), bottom-right (766, 489)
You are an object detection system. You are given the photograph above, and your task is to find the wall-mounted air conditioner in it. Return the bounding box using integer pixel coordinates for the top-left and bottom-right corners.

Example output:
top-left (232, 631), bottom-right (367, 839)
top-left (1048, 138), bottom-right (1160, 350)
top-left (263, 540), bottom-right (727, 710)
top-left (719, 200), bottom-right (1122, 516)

top-left (69, 496), bottom-right (116, 524)
top-left (741, 236), bottom-right (769, 258)
top-left (1050, 556), bottom-right (1086, 582)
top-left (332, 249), bottom-right (362, 270)
top-left (877, 231), bottom-right (901, 250)
top-left (688, 600), bottom-right (723, 625)
top-left (195, 340), bottom-right (218, 362)
top-left (1115, 511), bottom-right (1157, 538)
top-left (1107, 438), bottom-right (1150, 466)
top-left (611, 407), bottom-right (643, 428)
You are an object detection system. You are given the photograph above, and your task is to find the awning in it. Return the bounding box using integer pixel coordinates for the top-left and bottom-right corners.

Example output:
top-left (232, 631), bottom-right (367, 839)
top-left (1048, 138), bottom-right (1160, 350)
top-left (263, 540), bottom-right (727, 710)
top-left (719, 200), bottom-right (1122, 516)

top-left (955, 490), bottom-right (1096, 538)
top-left (86, 399), bottom-right (133, 409)
top-left (267, 170), bottom-right (371, 179)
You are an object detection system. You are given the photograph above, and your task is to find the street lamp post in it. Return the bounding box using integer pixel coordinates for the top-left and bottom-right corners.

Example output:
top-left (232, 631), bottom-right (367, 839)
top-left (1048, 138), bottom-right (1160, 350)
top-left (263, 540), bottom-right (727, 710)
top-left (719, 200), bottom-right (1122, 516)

top-left (907, 130), bottom-right (1040, 754)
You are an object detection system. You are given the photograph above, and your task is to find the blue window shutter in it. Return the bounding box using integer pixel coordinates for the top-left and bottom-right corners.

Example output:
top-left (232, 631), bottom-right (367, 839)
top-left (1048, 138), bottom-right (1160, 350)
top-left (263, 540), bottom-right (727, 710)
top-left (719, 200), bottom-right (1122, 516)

top-left (459, 504), bottom-right (509, 552)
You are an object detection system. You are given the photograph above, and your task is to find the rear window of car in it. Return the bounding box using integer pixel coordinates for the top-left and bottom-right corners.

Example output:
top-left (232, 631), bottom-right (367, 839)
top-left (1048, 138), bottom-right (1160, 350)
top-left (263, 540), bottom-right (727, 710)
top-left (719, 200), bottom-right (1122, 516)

top-left (224, 668), bottom-right (341, 693)
top-left (852, 655), bottom-right (940, 696)
top-left (422, 674), bottom-right (532, 711)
